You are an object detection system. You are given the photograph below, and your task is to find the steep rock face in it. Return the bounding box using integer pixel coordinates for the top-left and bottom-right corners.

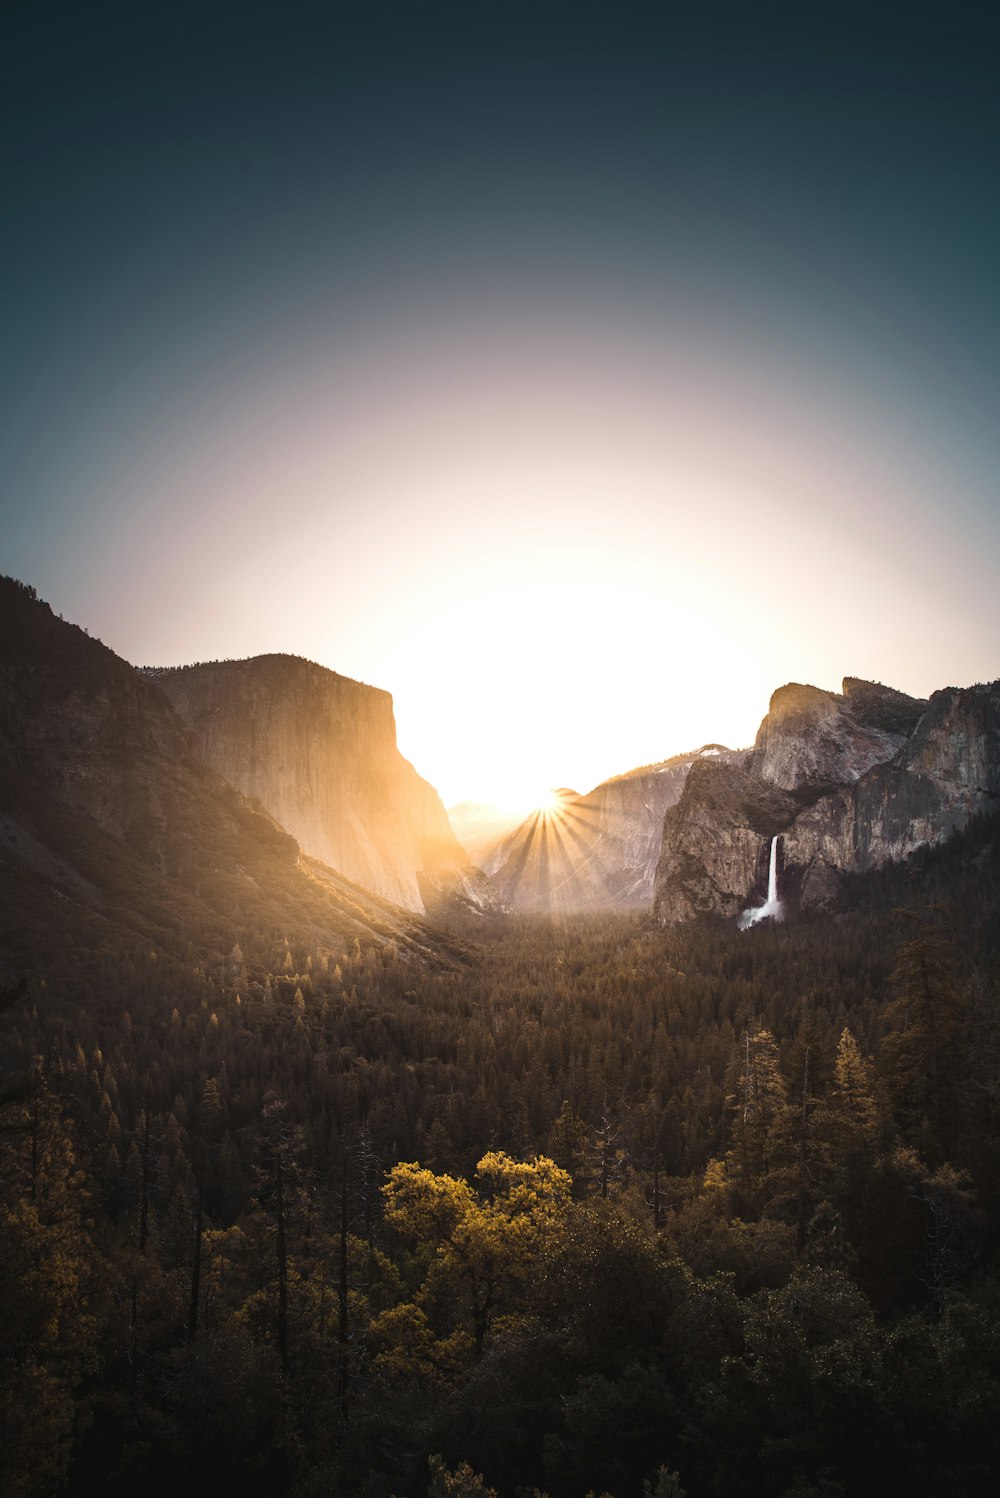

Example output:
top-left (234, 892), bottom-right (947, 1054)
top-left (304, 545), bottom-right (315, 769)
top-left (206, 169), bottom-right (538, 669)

top-left (785, 682), bottom-right (1000, 900)
top-left (654, 675), bottom-right (1000, 924)
top-left (485, 749), bottom-right (734, 912)
top-left (0, 578), bottom-right (464, 982)
top-left (152, 656), bottom-right (474, 914)
top-left (747, 678), bottom-right (925, 793)
top-left (652, 761), bottom-right (799, 923)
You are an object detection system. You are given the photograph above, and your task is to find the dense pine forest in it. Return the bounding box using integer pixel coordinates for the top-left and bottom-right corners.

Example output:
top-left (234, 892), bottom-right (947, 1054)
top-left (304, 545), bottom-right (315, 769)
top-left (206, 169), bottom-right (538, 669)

top-left (3, 813), bottom-right (999, 1498)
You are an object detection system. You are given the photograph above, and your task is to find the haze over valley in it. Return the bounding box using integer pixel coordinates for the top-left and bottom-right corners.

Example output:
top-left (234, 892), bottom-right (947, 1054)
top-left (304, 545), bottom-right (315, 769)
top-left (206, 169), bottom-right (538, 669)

top-left (3, 572), bottom-right (998, 967)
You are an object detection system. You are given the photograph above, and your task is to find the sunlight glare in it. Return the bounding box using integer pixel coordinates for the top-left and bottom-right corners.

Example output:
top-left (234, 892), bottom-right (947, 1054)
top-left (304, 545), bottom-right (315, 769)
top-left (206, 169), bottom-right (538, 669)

top-left (533, 787), bottom-right (562, 817)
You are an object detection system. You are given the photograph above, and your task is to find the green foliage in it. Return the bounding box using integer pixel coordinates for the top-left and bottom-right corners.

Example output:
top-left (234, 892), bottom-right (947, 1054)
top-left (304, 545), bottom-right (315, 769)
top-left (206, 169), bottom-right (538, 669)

top-left (882, 916), bottom-right (969, 1158)
top-left (644, 1470), bottom-right (687, 1498)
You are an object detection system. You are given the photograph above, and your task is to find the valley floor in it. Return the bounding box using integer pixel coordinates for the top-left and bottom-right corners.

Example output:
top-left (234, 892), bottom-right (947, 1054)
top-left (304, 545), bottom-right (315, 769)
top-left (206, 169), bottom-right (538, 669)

top-left (2, 815), bottom-right (999, 1497)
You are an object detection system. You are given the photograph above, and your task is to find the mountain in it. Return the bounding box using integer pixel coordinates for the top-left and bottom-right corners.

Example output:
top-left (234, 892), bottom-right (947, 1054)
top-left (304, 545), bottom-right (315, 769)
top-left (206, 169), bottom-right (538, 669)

top-left (653, 675), bottom-right (1000, 923)
top-left (447, 800), bottom-right (527, 865)
top-left (482, 748), bottom-right (735, 911)
top-left (0, 578), bottom-right (466, 986)
top-left (148, 655), bottom-right (499, 918)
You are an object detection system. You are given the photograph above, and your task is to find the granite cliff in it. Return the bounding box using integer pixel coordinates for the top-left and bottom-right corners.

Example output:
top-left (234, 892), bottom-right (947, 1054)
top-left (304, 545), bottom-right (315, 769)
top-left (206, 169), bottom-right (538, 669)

top-left (483, 748), bottom-right (734, 911)
top-left (654, 676), bottom-right (1000, 923)
top-left (151, 656), bottom-right (497, 916)
top-left (0, 578), bottom-right (465, 983)
top-left (747, 678), bottom-right (925, 794)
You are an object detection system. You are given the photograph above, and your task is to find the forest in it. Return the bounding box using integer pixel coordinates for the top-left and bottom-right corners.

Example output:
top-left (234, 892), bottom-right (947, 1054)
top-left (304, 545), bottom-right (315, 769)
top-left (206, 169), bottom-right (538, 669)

top-left (2, 811), bottom-right (999, 1498)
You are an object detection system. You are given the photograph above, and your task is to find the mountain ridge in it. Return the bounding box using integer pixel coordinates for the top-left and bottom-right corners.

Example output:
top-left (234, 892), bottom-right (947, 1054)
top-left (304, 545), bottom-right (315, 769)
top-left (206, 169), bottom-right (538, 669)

top-left (5, 577), bottom-right (994, 933)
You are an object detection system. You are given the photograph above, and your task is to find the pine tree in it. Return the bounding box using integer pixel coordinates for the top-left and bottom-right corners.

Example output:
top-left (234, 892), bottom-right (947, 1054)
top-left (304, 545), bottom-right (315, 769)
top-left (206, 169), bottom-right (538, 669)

top-left (882, 917), bottom-right (967, 1157)
top-left (726, 1027), bottom-right (789, 1203)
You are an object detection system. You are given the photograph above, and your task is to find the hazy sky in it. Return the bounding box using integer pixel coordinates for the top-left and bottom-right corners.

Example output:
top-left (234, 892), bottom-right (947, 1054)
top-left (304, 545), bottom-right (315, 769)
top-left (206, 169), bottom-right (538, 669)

top-left (3, 2), bottom-right (999, 809)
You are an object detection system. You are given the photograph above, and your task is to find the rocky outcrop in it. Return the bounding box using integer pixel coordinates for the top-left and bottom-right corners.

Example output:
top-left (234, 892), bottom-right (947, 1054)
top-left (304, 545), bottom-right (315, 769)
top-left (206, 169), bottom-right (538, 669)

top-left (151, 655), bottom-right (480, 915)
top-left (785, 682), bottom-right (1000, 901)
top-left (747, 678), bottom-right (925, 794)
top-left (484, 748), bottom-right (735, 911)
top-left (653, 676), bottom-right (1000, 924)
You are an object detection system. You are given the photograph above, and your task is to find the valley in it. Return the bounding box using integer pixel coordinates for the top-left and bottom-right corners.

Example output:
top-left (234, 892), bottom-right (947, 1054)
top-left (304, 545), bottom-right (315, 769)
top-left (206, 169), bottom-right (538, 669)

top-left (7, 6), bottom-right (998, 1496)
top-left (2, 574), bottom-right (1000, 1497)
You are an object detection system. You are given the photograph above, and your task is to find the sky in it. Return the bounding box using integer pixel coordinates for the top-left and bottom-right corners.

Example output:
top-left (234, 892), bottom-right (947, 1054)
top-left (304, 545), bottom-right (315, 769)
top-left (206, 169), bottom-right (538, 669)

top-left (2, 1), bottom-right (999, 812)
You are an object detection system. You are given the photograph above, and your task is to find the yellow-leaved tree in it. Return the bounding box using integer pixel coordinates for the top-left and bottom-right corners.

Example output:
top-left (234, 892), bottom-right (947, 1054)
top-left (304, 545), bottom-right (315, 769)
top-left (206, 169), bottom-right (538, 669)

top-left (375, 1152), bottom-right (571, 1370)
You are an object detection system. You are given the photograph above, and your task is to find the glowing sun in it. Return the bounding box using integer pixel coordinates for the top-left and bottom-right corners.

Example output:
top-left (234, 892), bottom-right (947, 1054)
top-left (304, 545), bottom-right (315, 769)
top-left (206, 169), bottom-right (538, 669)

top-left (533, 788), bottom-right (562, 816)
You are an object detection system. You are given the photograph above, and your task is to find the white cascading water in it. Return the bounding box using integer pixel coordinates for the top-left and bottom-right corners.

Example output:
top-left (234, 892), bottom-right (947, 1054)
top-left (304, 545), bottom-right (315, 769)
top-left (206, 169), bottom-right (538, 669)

top-left (738, 835), bottom-right (783, 929)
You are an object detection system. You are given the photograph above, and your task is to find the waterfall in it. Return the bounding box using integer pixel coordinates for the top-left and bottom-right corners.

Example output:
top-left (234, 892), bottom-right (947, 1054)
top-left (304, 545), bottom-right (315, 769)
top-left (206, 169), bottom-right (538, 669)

top-left (738, 835), bottom-right (783, 929)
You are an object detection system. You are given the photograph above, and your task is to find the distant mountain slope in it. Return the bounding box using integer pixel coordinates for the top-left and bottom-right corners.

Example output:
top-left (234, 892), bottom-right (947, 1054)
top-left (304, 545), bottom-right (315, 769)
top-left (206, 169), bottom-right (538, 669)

top-left (0, 578), bottom-right (466, 986)
top-left (654, 675), bottom-right (1000, 923)
top-left (151, 655), bottom-right (498, 916)
top-left (447, 800), bottom-right (526, 865)
top-left (482, 747), bottom-right (735, 912)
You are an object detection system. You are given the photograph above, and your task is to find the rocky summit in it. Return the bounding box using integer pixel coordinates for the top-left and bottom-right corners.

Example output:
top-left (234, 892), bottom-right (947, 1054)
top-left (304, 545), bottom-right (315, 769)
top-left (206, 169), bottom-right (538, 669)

top-left (653, 675), bottom-right (1000, 923)
top-left (747, 678), bottom-right (926, 794)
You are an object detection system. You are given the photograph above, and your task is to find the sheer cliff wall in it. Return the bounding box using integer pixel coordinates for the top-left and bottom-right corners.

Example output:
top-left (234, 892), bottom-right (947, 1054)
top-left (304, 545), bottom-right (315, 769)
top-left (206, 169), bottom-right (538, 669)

top-left (154, 655), bottom-right (469, 913)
